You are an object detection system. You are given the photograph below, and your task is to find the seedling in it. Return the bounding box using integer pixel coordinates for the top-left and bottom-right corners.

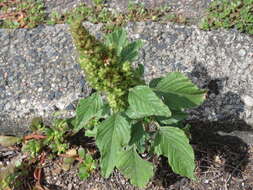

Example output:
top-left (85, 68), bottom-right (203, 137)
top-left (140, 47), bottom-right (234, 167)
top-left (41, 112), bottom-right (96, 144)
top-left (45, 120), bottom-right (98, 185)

top-left (78, 148), bottom-right (96, 180)
top-left (47, 11), bottom-right (63, 25)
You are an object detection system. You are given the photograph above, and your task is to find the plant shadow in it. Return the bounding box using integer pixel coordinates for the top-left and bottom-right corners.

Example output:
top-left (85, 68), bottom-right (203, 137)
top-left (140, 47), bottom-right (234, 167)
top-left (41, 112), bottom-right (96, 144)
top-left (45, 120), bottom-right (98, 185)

top-left (153, 62), bottom-right (252, 189)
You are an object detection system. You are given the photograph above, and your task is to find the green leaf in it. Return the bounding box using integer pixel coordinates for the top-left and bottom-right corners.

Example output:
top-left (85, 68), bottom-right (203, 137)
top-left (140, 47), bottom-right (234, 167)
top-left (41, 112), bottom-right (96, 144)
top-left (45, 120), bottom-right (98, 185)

top-left (126, 85), bottom-right (171, 119)
top-left (154, 72), bottom-right (206, 110)
top-left (78, 147), bottom-right (86, 159)
top-left (84, 103), bottom-right (110, 138)
top-left (134, 64), bottom-right (144, 78)
top-left (156, 110), bottom-right (188, 125)
top-left (149, 77), bottom-right (162, 88)
top-left (85, 127), bottom-right (97, 138)
top-left (75, 92), bottom-right (103, 131)
top-left (96, 114), bottom-right (131, 177)
top-left (129, 122), bottom-right (145, 145)
top-left (117, 147), bottom-right (154, 187)
top-left (120, 40), bottom-right (143, 63)
top-left (105, 28), bottom-right (128, 56)
top-left (129, 122), bottom-right (146, 153)
top-left (154, 127), bottom-right (195, 179)
top-left (79, 164), bottom-right (89, 180)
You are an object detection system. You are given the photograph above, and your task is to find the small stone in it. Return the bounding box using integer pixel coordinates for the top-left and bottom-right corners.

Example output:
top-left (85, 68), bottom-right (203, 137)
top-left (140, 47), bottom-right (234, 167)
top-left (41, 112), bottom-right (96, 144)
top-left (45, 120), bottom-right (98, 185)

top-left (65, 103), bottom-right (75, 111)
top-left (48, 91), bottom-right (55, 100)
top-left (38, 87), bottom-right (43, 92)
top-left (0, 104), bottom-right (4, 110)
top-left (5, 102), bottom-right (11, 110)
top-left (68, 183), bottom-right (72, 190)
top-left (246, 117), bottom-right (253, 128)
top-left (242, 95), bottom-right (253, 107)
top-left (55, 90), bottom-right (63, 99)
top-left (20, 99), bottom-right (26, 104)
top-left (238, 49), bottom-right (246, 57)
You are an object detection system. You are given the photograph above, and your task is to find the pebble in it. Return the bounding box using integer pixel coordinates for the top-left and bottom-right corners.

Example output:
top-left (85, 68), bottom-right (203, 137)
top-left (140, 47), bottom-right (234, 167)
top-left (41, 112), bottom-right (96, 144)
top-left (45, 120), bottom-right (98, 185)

top-left (238, 49), bottom-right (246, 57)
top-left (4, 102), bottom-right (11, 110)
top-left (242, 95), bottom-right (253, 107)
top-left (20, 99), bottom-right (26, 104)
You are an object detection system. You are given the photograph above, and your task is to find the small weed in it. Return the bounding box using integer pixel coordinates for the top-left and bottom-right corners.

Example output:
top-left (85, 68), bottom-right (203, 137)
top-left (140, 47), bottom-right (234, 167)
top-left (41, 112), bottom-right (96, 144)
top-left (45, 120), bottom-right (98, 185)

top-left (0, 159), bottom-right (36, 190)
top-left (92, 0), bottom-right (106, 6)
top-left (0, 1), bottom-right (189, 29)
top-left (41, 119), bottom-right (70, 154)
top-left (200, 0), bottom-right (253, 34)
top-left (48, 2), bottom-right (187, 32)
top-left (0, 0), bottom-right (46, 28)
top-left (22, 139), bottom-right (43, 158)
top-left (22, 118), bottom-right (70, 156)
top-left (0, 116), bottom-right (96, 189)
top-left (78, 147), bottom-right (96, 180)
top-left (47, 11), bottom-right (63, 25)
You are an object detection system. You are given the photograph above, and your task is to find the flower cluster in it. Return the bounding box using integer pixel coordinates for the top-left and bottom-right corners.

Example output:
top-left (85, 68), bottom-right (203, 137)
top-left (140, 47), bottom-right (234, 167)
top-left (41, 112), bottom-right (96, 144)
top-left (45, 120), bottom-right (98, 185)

top-left (70, 19), bottom-right (143, 111)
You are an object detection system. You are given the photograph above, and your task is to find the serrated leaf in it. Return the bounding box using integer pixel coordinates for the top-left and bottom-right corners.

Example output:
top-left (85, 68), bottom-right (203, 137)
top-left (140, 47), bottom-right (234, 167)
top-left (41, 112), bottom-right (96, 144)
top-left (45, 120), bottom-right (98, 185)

top-left (78, 147), bottom-right (86, 158)
top-left (105, 28), bottom-right (128, 56)
top-left (96, 114), bottom-right (131, 177)
top-left (149, 77), bottom-right (162, 88)
top-left (154, 127), bottom-right (195, 179)
top-left (66, 117), bottom-right (76, 129)
top-left (100, 103), bottom-right (111, 118)
top-left (120, 40), bottom-right (143, 63)
top-left (154, 72), bottom-right (206, 110)
top-left (85, 127), bottom-right (97, 138)
top-left (126, 85), bottom-right (171, 119)
top-left (79, 164), bottom-right (89, 180)
top-left (117, 147), bottom-right (154, 187)
top-left (156, 110), bottom-right (188, 125)
top-left (129, 122), bottom-right (145, 145)
top-left (75, 92), bottom-right (103, 131)
top-left (134, 64), bottom-right (144, 78)
top-left (129, 122), bottom-right (146, 153)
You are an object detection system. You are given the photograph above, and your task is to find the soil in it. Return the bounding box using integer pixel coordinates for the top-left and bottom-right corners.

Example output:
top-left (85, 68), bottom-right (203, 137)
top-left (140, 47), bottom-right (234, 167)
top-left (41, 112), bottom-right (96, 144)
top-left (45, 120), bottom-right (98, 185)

top-left (1, 128), bottom-right (253, 190)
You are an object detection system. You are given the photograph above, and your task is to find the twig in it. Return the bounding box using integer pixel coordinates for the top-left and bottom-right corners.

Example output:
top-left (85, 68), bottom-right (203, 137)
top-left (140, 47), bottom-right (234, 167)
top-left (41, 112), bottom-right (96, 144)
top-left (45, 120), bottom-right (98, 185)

top-left (225, 156), bottom-right (247, 187)
top-left (24, 133), bottom-right (46, 141)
